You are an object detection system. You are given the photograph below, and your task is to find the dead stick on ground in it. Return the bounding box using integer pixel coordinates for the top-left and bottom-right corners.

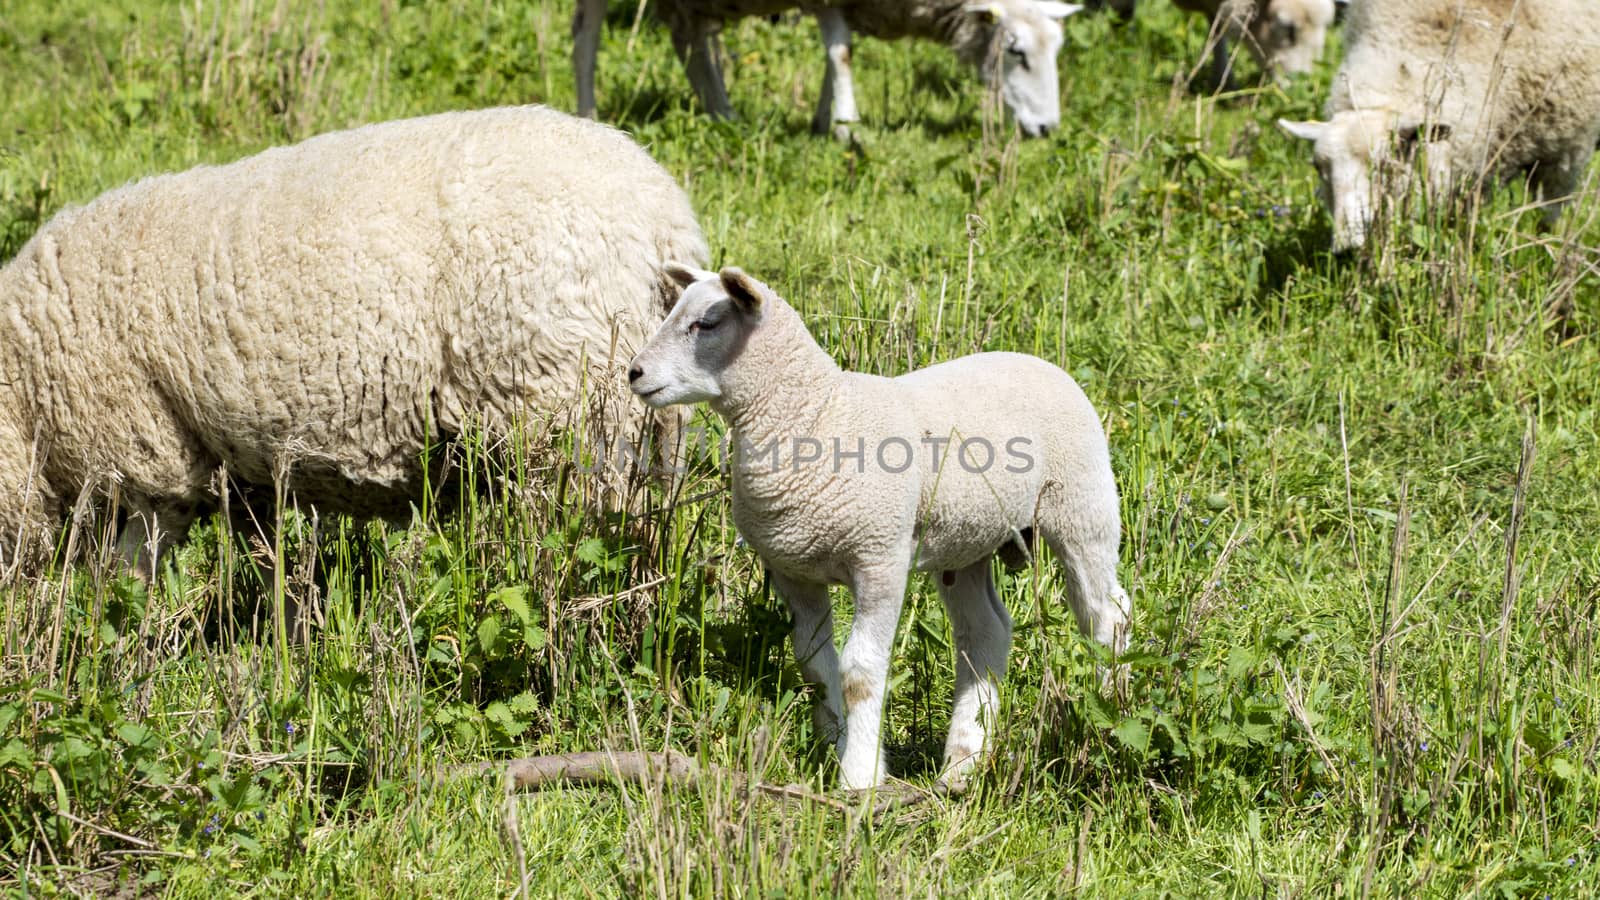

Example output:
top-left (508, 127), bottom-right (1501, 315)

top-left (448, 750), bottom-right (950, 816)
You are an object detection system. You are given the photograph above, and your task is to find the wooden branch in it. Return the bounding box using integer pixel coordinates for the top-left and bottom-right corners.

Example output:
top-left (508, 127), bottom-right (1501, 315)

top-left (451, 749), bottom-right (954, 816)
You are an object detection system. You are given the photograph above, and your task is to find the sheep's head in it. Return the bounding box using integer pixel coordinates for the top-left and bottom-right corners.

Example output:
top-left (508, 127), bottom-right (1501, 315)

top-left (1279, 111), bottom-right (1453, 252)
top-left (1249, 0), bottom-right (1335, 76)
top-left (628, 264), bottom-right (765, 409)
top-left (965, 0), bottom-right (1082, 137)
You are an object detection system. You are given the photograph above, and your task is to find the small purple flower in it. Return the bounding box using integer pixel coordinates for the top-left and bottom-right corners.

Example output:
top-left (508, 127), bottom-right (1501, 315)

top-left (1419, 741), bottom-right (1429, 753)
top-left (1312, 791), bottom-right (1324, 800)
top-left (285, 721), bottom-right (297, 735)
top-left (1554, 697), bottom-right (1564, 707)
top-left (1566, 857), bottom-right (1577, 867)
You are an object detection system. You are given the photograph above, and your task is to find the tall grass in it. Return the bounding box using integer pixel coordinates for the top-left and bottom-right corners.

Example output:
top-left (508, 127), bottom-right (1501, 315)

top-left (1, 0), bottom-right (1597, 895)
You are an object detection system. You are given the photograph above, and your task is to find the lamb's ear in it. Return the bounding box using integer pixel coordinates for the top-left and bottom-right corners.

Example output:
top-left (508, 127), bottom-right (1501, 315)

top-left (719, 267), bottom-right (765, 315)
top-left (663, 262), bottom-right (717, 290)
top-left (1277, 118), bottom-right (1327, 142)
top-left (1035, 1), bottom-right (1084, 19)
top-left (961, 2), bottom-right (1006, 23)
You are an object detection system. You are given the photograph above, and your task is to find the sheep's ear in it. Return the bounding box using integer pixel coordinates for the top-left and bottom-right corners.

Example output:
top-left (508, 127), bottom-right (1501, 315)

top-left (719, 267), bottom-right (765, 314)
top-left (1277, 118), bottom-right (1327, 142)
top-left (1035, 1), bottom-right (1083, 19)
top-left (1397, 122), bottom-right (1452, 146)
top-left (664, 261), bottom-right (716, 290)
top-left (961, 2), bottom-right (1006, 23)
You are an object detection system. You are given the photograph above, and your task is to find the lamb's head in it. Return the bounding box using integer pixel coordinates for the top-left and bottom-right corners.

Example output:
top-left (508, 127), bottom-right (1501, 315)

top-left (628, 264), bottom-right (767, 409)
top-left (1248, 0), bottom-right (1335, 76)
top-left (964, 1), bottom-right (1082, 137)
top-left (1279, 111), bottom-right (1453, 252)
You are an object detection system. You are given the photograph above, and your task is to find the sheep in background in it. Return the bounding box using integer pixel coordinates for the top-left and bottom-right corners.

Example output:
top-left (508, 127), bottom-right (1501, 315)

top-left (0, 106), bottom-right (706, 579)
top-left (627, 265), bottom-right (1130, 791)
top-left (572, 0), bottom-right (1083, 138)
top-left (1172, 0), bottom-right (1337, 86)
top-left (1279, 0), bottom-right (1600, 252)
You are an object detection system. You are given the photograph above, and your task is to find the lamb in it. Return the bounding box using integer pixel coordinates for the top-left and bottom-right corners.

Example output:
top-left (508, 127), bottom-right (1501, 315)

top-left (572, 0), bottom-right (1082, 138)
top-left (1170, 0), bottom-right (1337, 85)
top-left (627, 265), bottom-right (1130, 791)
top-left (0, 105), bottom-right (707, 578)
top-left (1279, 0), bottom-right (1600, 252)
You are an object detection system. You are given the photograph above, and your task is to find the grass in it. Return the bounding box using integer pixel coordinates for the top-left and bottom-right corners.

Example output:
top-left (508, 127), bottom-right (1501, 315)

top-left (2, 0), bottom-right (1598, 895)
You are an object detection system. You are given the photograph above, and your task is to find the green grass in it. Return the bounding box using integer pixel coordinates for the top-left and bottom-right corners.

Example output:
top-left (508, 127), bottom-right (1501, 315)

top-left (3, 1), bottom-right (1598, 895)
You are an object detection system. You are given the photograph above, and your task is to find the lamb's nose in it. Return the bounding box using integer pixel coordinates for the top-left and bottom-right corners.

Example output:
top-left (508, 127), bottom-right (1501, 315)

top-left (627, 363), bottom-right (644, 383)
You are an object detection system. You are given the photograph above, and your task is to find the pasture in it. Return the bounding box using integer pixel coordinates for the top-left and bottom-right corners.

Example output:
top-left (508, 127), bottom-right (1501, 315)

top-left (1, 0), bottom-right (1597, 894)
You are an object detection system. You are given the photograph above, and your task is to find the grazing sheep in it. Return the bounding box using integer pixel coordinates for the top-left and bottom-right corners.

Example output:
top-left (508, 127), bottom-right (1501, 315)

top-left (0, 106), bottom-right (706, 578)
top-left (1279, 0), bottom-right (1600, 252)
top-left (572, 0), bottom-right (1082, 137)
top-left (627, 265), bottom-right (1130, 791)
top-left (1172, 0), bottom-right (1337, 85)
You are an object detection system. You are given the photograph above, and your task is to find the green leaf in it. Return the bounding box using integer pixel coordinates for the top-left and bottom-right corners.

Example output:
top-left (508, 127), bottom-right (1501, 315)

top-left (1548, 757), bottom-right (1578, 782)
top-left (492, 585), bottom-right (533, 626)
top-left (0, 738), bottom-right (34, 769)
top-left (1112, 718), bottom-right (1150, 754)
top-left (476, 616), bottom-right (501, 656)
top-left (575, 537), bottom-right (607, 567)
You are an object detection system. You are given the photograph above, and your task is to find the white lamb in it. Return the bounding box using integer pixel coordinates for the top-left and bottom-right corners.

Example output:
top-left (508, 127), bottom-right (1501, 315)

top-left (627, 265), bottom-right (1130, 791)
top-left (1279, 0), bottom-right (1600, 252)
top-left (0, 106), bottom-right (706, 578)
top-left (1170, 0), bottom-right (1337, 85)
top-left (572, 0), bottom-right (1082, 138)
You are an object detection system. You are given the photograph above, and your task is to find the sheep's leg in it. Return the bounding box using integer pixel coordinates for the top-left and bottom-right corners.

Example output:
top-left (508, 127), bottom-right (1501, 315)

top-left (772, 572), bottom-right (843, 741)
top-left (572, 0), bottom-right (605, 118)
top-left (811, 7), bottom-right (858, 137)
top-left (1531, 150), bottom-right (1590, 227)
top-left (671, 23), bottom-right (735, 120)
top-left (836, 562), bottom-right (910, 790)
top-left (1043, 525), bottom-right (1130, 686)
top-left (116, 500), bottom-right (197, 583)
top-left (0, 412), bottom-right (58, 577)
top-left (936, 560), bottom-right (1013, 790)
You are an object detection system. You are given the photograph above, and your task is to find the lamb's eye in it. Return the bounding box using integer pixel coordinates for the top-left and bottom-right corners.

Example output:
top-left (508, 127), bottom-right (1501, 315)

top-left (689, 318), bottom-right (719, 334)
top-left (1006, 46), bottom-right (1029, 71)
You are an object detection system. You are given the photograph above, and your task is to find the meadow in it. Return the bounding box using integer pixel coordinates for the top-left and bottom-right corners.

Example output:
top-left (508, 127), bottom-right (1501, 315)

top-left (1, 0), bottom-right (1597, 895)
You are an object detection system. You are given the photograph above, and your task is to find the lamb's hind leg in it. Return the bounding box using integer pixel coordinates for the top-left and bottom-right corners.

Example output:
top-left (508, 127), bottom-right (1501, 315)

top-left (936, 559), bottom-right (1013, 791)
top-left (1041, 512), bottom-right (1131, 681)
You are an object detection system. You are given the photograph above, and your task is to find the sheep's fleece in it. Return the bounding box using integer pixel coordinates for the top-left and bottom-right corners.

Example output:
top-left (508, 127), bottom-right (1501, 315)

top-left (1280, 0), bottom-right (1600, 251)
top-left (628, 266), bottom-right (1130, 790)
top-left (0, 105), bottom-right (707, 575)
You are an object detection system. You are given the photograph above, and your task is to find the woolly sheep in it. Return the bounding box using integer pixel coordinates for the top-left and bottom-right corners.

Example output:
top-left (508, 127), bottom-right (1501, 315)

top-left (627, 265), bottom-right (1130, 791)
top-left (572, 0), bottom-right (1083, 138)
top-left (0, 105), bottom-right (707, 578)
top-left (1279, 0), bottom-right (1600, 252)
top-left (1171, 0), bottom-right (1337, 85)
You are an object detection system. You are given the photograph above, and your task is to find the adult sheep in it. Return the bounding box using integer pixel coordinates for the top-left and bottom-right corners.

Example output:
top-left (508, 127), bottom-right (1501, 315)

top-left (1171, 0), bottom-right (1337, 86)
top-left (627, 265), bottom-right (1130, 791)
top-left (572, 0), bottom-right (1083, 138)
top-left (0, 106), bottom-right (706, 579)
top-left (1279, 0), bottom-right (1600, 252)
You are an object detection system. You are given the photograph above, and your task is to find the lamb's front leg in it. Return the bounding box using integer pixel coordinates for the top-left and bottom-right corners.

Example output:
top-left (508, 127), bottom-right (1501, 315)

top-left (811, 7), bottom-right (858, 137)
top-left (771, 572), bottom-right (843, 742)
top-left (837, 562), bottom-right (910, 790)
